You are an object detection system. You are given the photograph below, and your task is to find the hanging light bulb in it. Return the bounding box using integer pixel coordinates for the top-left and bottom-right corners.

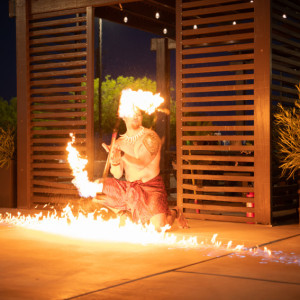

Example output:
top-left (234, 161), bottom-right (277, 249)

top-left (232, 21), bottom-right (237, 25)
top-left (282, 14), bottom-right (287, 18)
top-left (193, 24), bottom-right (197, 29)
top-left (163, 28), bottom-right (167, 35)
top-left (155, 12), bottom-right (160, 19)
top-left (124, 16), bottom-right (128, 23)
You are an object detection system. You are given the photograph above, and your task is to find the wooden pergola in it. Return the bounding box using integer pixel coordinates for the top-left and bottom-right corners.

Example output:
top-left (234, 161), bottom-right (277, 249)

top-left (11, 0), bottom-right (300, 225)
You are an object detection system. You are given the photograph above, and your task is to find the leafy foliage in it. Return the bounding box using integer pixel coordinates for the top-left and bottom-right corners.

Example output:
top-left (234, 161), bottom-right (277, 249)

top-left (0, 97), bottom-right (17, 130)
top-left (0, 126), bottom-right (15, 168)
top-left (273, 84), bottom-right (300, 179)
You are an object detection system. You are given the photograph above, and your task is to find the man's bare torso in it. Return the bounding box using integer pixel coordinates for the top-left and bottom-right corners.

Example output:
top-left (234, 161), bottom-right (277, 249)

top-left (118, 128), bottom-right (161, 182)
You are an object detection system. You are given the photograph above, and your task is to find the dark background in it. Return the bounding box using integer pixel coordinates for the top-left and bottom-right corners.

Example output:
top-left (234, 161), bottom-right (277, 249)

top-left (0, 1), bottom-right (175, 101)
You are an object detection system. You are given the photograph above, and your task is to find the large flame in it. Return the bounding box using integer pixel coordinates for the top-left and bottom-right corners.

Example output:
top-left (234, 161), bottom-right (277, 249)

top-left (118, 88), bottom-right (164, 118)
top-left (66, 133), bottom-right (103, 198)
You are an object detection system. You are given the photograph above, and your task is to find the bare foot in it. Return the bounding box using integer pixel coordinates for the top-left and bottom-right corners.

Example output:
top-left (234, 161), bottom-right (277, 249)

top-left (172, 207), bottom-right (189, 229)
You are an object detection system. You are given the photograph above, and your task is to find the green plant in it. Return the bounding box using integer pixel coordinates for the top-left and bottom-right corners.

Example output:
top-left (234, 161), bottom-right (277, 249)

top-left (274, 83), bottom-right (300, 179)
top-left (0, 126), bottom-right (16, 168)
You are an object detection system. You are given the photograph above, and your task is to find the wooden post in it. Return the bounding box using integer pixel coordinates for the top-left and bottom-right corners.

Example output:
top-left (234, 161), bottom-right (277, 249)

top-left (151, 38), bottom-right (171, 189)
top-left (254, 0), bottom-right (272, 224)
top-left (86, 6), bottom-right (95, 179)
top-left (176, 0), bottom-right (183, 211)
top-left (16, 0), bottom-right (31, 208)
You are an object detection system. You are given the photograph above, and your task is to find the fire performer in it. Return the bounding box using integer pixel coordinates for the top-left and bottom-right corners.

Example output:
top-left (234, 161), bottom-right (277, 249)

top-left (93, 89), bottom-right (188, 231)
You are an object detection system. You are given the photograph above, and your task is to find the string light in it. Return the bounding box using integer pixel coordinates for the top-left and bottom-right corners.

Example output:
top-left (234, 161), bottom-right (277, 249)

top-left (232, 21), bottom-right (237, 25)
top-left (155, 12), bottom-right (160, 19)
top-left (124, 16), bottom-right (128, 23)
top-left (193, 24), bottom-right (197, 29)
top-left (163, 28), bottom-right (167, 34)
top-left (282, 14), bottom-right (287, 18)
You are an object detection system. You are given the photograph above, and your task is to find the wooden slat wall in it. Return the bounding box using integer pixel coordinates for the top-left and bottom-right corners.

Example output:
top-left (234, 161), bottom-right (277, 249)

top-left (176, 0), bottom-right (255, 223)
top-left (28, 7), bottom-right (94, 207)
top-left (271, 0), bottom-right (300, 221)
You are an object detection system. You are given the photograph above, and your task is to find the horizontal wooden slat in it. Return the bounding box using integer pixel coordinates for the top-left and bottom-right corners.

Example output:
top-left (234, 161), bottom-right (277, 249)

top-left (183, 212), bottom-right (251, 223)
top-left (182, 135), bottom-right (254, 141)
top-left (182, 184), bottom-right (254, 193)
top-left (31, 95), bottom-right (87, 102)
top-left (31, 68), bottom-right (86, 79)
top-left (183, 53), bottom-right (254, 66)
top-left (272, 74), bottom-right (299, 86)
top-left (182, 164), bottom-right (254, 172)
top-left (32, 187), bottom-right (78, 195)
top-left (182, 173), bottom-right (253, 182)
top-left (183, 105), bottom-right (254, 113)
top-left (31, 77), bottom-right (87, 87)
top-left (30, 43), bottom-right (86, 54)
top-left (183, 95), bottom-right (253, 103)
top-left (32, 145), bottom-right (83, 151)
top-left (272, 33), bottom-right (300, 50)
top-left (272, 54), bottom-right (300, 68)
top-left (182, 74), bottom-right (254, 84)
top-left (33, 163), bottom-right (70, 169)
top-left (31, 60), bottom-right (86, 71)
top-left (182, 11), bottom-right (254, 26)
top-left (182, 193), bottom-right (254, 203)
top-left (30, 25), bottom-right (86, 37)
top-left (182, 2), bottom-right (253, 17)
top-left (181, 155), bottom-right (254, 162)
top-left (182, 125), bottom-right (254, 132)
top-left (32, 196), bottom-right (79, 204)
top-left (182, 84), bottom-right (254, 94)
top-left (183, 203), bottom-right (254, 213)
top-left (31, 120), bottom-right (86, 126)
top-left (30, 34), bottom-right (86, 46)
top-left (182, 63), bottom-right (254, 74)
top-left (271, 85), bottom-right (298, 96)
top-left (182, 43), bottom-right (254, 56)
top-left (30, 51), bottom-right (87, 62)
top-left (31, 129), bottom-right (86, 135)
top-left (32, 154), bottom-right (67, 160)
top-left (30, 16), bottom-right (86, 29)
top-left (32, 179), bottom-right (76, 189)
top-left (182, 0), bottom-right (243, 9)
top-left (182, 33), bottom-right (254, 46)
top-left (272, 63), bottom-right (300, 77)
top-left (30, 7), bottom-right (86, 20)
top-left (183, 23), bottom-right (254, 37)
top-left (182, 115), bottom-right (254, 122)
top-left (182, 145), bottom-right (254, 151)
top-left (32, 170), bottom-right (72, 176)
top-left (32, 103), bottom-right (87, 110)
top-left (31, 86), bottom-right (86, 95)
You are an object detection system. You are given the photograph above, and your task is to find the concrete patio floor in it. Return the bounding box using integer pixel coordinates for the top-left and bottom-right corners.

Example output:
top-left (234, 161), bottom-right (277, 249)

top-left (0, 212), bottom-right (299, 300)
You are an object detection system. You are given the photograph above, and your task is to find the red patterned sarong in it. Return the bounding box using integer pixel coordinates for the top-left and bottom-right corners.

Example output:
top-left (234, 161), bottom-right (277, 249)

top-left (102, 175), bottom-right (170, 224)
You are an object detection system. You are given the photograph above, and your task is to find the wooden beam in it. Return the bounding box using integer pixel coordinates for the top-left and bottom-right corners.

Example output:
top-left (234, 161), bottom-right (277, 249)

top-left (16, 0), bottom-right (31, 208)
top-left (254, 0), bottom-right (271, 225)
top-left (153, 38), bottom-right (170, 189)
top-left (86, 6), bottom-right (95, 180)
top-left (30, 0), bottom-right (137, 15)
top-left (175, 0), bottom-right (183, 211)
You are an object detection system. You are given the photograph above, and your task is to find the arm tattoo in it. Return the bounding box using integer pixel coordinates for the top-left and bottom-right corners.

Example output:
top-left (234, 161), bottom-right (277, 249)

top-left (142, 132), bottom-right (160, 155)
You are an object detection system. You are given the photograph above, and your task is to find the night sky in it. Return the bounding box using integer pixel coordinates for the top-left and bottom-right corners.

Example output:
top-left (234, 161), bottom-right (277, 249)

top-left (0, 1), bottom-right (175, 101)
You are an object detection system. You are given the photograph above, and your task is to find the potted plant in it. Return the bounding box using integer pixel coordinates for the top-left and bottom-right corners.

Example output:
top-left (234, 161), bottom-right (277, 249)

top-left (0, 126), bottom-right (17, 208)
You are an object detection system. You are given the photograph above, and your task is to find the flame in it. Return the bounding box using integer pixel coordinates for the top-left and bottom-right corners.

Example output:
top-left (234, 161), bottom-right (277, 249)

top-left (118, 88), bottom-right (164, 118)
top-left (66, 133), bottom-right (103, 198)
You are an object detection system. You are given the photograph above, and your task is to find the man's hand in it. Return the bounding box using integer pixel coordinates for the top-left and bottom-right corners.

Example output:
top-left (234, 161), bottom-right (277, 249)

top-left (102, 142), bottom-right (121, 165)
